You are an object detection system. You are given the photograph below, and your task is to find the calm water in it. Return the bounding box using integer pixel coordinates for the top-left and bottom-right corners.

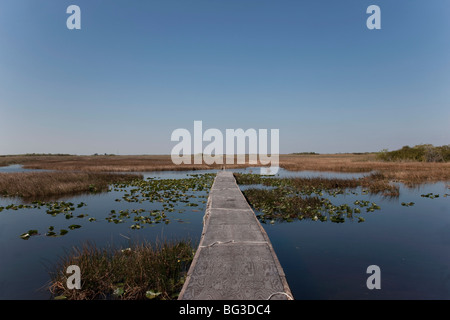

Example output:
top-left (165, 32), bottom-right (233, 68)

top-left (261, 182), bottom-right (450, 300)
top-left (0, 164), bottom-right (51, 173)
top-left (0, 166), bottom-right (448, 299)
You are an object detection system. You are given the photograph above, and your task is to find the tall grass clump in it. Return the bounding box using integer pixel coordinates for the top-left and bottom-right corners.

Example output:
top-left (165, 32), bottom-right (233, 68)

top-left (48, 239), bottom-right (195, 300)
top-left (0, 172), bottom-right (143, 200)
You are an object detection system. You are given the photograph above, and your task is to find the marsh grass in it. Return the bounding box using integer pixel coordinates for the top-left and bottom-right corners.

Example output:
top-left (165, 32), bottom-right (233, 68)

top-left (0, 172), bottom-right (143, 201)
top-left (280, 154), bottom-right (450, 184)
top-left (235, 172), bottom-right (399, 197)
top-left (1, 153), bottom-right (448, 185)
top-left (243, 188), bottom-right (323, 221)
top-left (236, 172), bottom-right (394, 223)
top-left (48, 239), bottom-right (194, 300)
top-left (0, 155), bottom-right (263, 172)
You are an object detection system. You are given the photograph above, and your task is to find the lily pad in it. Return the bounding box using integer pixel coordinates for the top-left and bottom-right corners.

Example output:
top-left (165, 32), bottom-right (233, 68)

top-left (145, 290), bottom-right (161, 299)
top-left (20, 233), bottom-right (30, 240)
top-left (113, 287), bottom-right (124, 297)
top-left (20, 230), bottom-right (38, 240)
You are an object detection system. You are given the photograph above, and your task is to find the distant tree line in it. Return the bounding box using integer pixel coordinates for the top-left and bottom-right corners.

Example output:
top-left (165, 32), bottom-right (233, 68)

top-left (0, 153), bottom-right (74, 157)
top-left (377, 144), bottom-right (450, 162)
top-left (290, 152), bottom-right (319, 155)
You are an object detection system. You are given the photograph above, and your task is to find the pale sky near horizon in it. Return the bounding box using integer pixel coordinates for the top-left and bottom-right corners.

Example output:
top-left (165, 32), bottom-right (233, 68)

top-left (0, 0), bottom-right (449, 155)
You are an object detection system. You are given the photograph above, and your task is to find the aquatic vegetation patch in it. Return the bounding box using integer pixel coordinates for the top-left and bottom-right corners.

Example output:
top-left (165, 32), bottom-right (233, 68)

top-left (12, 201), bottom-right (88, 239)
top-left (401, 202), bottom-right (415, 207)
top-left (235, 172), bottom-right (399, 198)
top-left (420, 193), bottom-right (440, 199)
top-left (20, 229), bottom-right (39, 240)
top-left (237, 173), bottom-right (388, 224)
top-left (101, 174), bottom-right (215, 229)
top-left (48, 239), bottom-right (195, 300)
top-left (243, 188), bottom-right (323, 223)
top-left (15, 173), bottom-right (216, 239)
top-left (0, 172), bottom-right (142, 201)
top-left (242, 187), bottom-right (382, 224)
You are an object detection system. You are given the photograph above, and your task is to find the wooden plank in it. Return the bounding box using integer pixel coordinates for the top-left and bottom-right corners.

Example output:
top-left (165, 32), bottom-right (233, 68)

top-left (178, 171), bottom-right (293, 300)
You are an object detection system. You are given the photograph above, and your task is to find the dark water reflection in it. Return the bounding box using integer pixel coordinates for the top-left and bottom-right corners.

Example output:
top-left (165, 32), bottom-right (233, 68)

top-left (253, 182), bottom-right (450, 299)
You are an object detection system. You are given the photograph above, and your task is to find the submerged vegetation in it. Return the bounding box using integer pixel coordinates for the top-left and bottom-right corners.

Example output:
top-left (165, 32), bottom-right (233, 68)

top-left (104, 173), bottom-right (215, 230)
top-left (6, 173), bottom-right (215, 239)
top-left (235, 173), bottom-right (397, 224)
top-left (49, 239), bottom-right (194, 300)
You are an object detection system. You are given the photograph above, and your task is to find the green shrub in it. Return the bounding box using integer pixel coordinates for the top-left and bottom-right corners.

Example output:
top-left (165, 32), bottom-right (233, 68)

top-left (377, 144), bottom-right (450, 162)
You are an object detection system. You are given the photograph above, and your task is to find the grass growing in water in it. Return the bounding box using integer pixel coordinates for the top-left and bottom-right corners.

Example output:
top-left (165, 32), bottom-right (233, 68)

top-left (48, 239), bottom-right (194, 300)
top-left (2, 153), bottom-right (449, 184)
top-left (280, 153), bottom-right (450, 184)
top-left (243, 188), bottom-right (323, 222)
top-left (235, 172), bottom-right (399, 197)
top-left (11, 173), bottom-right (215, 239)
top-left (235, 173), bottom-right (388, 223)
top-left (0, 172), bottom-right (143, 201)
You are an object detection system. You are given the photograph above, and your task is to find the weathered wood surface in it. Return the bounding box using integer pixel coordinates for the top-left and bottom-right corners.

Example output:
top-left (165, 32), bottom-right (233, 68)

top-left (178, 171), bottom-right (293, 300)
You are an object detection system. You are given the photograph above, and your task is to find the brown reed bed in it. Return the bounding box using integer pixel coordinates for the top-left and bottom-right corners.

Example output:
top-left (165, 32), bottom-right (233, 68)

top-left (279, 154), bottom-right (450, 185)
top-left (1, 153), bottom-right (448, 185)
top-left (0, 155), bottom-right (262, 172)
top-left (48, 239), bottom-right (194, 300)
top-left (0, 172), bottom-right (142, 201)
top-left (280, 153), bottom-right (378, 173)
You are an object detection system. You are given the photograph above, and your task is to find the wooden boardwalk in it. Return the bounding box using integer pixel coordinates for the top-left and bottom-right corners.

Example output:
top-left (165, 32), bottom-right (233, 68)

top-left (179, 171), bottom-right (293, 300)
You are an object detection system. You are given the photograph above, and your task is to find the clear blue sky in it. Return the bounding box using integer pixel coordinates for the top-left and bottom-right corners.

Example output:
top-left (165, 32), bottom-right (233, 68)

top-left (0, 0), bottom-right (449, 155)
